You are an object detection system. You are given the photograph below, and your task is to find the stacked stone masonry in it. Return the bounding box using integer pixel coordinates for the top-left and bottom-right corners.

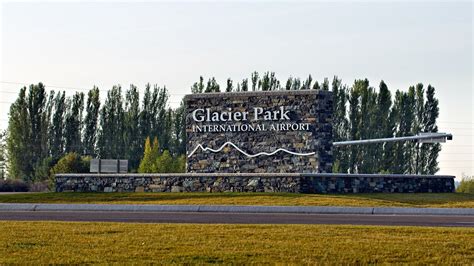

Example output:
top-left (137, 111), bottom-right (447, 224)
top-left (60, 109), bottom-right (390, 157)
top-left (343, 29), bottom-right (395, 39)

top-left (185, 90), bottom-right (333, 173)
top-left (56, 174), bottom-right (455, 193)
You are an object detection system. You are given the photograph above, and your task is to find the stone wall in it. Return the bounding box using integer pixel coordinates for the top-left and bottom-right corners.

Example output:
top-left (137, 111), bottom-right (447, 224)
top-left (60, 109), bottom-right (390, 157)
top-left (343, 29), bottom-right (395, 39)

top-left (55, 173), bottom-right (455, 193)
top-left (185, 90), bottom-right (333, 173)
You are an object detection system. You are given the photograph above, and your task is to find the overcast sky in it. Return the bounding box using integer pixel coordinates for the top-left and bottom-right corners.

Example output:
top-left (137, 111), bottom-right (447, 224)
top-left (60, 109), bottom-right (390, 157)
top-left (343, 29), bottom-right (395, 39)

top-left (1, 1), bottom-right (472, 178)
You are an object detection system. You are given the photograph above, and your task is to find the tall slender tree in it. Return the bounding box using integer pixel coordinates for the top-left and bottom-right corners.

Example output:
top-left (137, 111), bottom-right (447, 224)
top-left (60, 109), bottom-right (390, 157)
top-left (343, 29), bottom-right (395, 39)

top-left (97, 85), bottom-right (125, 158)
top-left (226, 78), bottom-right (233, 92)
top-left (64, 92), bottom-right (84, 153)
top-left (83, 87), bottom-right (100, 157)
top-left (7, 88), bottom-right (31, 180)
top-left (124, 85), bottom-right (141, 170)
top-left (422, 85), bottom-right (440, 174)
top-left (50, 91), bottom-right (66, 160)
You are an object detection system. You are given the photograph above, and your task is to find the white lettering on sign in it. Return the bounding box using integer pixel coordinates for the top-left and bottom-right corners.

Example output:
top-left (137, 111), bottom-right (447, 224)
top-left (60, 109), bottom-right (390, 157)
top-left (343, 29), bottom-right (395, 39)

top-left (192, 107), bottom-right (291, 123)
top-left (191, 106), bottom-right (311, 133)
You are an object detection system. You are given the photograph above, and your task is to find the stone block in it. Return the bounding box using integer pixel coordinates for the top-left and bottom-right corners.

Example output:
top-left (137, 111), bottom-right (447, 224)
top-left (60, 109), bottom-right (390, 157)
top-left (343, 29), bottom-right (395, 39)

top-left (171, 186), bottom-right (183, 193)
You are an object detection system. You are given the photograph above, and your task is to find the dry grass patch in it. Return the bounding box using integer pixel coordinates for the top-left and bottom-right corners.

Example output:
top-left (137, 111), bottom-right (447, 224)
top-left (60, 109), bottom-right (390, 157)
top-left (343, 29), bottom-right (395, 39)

top-left (0, 221), bottom-right (472, 264)
top-left (0, 192), bottom-right (473, 208)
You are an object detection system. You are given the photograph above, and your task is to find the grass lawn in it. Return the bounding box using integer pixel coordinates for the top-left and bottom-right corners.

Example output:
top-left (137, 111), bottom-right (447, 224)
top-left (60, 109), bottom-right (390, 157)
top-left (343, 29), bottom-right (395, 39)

top-left (0, 221), bottom-right (472, 264)
top-left (0, 192), bottom-right (473, 208)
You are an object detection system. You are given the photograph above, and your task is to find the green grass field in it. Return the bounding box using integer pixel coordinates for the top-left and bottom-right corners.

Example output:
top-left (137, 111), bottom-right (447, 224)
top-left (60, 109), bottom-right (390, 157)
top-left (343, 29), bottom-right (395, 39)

top-left (0, 221), bottom-right (472, 264)
top-left (0, 192), bottom-right (473, 208)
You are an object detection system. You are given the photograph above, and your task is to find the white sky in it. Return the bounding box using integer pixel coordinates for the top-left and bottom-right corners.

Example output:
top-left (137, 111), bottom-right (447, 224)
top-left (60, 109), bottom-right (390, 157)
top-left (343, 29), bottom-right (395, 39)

top-left (0, 1), bottom-right (472, 179)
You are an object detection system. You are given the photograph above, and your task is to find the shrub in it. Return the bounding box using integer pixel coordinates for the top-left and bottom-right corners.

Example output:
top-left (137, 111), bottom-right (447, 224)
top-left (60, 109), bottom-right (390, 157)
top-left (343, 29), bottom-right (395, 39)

top-left (155, 150), bottom-right (173, 173)
top-left (49, 153), bottom-right (90, 189)
top-left (29, 181), bottom-right (50, 192)
top-left (50, 153), bottom-right (90, 175)
top-left (457, 176), bottom-right (474, 194)
top-left (171, 155), bottom-right (186, 173)
top-left (0, 179), bottom-right (29, 192)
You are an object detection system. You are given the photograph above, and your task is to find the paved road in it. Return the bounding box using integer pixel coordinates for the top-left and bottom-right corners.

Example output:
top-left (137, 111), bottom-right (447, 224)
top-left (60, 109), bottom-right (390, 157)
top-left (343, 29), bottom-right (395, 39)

top-left (1, 211), bottom-right (473, 227)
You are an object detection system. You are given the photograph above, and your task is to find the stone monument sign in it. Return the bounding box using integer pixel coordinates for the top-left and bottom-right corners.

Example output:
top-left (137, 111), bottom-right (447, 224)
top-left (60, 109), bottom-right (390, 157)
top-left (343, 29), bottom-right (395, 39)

top-left (185, 90), bottom-right (333, 173)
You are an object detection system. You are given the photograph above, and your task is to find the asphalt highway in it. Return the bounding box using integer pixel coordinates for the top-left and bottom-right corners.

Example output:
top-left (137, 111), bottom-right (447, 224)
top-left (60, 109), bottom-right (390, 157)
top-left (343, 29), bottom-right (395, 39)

top-left (1, 211), bottom-right (473, 227)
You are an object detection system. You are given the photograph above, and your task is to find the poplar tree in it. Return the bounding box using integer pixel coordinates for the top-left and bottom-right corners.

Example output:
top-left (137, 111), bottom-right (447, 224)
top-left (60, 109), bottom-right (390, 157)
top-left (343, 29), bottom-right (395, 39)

top-left (150, 85), bottom-right (169, 146)
top-left (7, 88), bottom-right (31, 180)
top-left (376, 81), bottom-right (393, 172)
top-left (0, 131), bottom-right (6, 179)
top-left (422, 85), bottom-right (440, 174)
top-left (97, 85), bottom-right (125, 158)
top-left (413, 84), bottom-right (425, 174)
top-left (303, 75), bottom-right (312, 90)
top-left (27, 83), bottom-right (49, 174)
top-left (83, 87), bottom-right (100, 157)
top-left (251, 71), bottom-right (259, 91)
top-left (331, 76), bottom-right (349, 173)
top-left (241, 78), bottom-right (249, 92)
top-left (204, 77), bottom-right (220, 93)
top-left (124, 85), bottom-right (141, 170)
top-left (139, 84), bottom-right (152, 145)
top-left (173, 101), bottom-right (186, 155)
top-left (191, 76), bottom-right (205, 94)
top-left (161, 108), bottom-right (173, 151)
top-left (64, 92), bottom-right (84, 153)
top-left (347, 81), bottom-right (362, 173)
top-left (291, 78), bottom-right (301, 90)
top-left (226, 78), bottom-right (233, 92)
top-left (285, 77), bottom-right (293, 90)
top-left (50, 91), bottom-right (66, 160)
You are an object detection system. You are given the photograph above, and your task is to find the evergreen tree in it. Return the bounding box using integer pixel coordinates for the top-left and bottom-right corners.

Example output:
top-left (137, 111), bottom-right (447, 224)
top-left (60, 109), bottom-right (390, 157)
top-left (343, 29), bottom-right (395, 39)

top-left (312, 81), bottom-right (320, 90)
top-left (83, 87), bottom-right (100, 157)
top-left (155, 150), bottom-right (173, 173)
top-left (138, 137), bottom-right (154, 173)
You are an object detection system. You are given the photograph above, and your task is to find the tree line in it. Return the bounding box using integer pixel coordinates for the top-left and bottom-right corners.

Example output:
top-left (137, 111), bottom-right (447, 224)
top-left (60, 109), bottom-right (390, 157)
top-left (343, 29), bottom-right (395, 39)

top-left (190, 73), bottom-right (440, 174)
top-left (6, 83), bottom-right (186, 182)
top-left (4, 72), bottom-right (441, 183)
